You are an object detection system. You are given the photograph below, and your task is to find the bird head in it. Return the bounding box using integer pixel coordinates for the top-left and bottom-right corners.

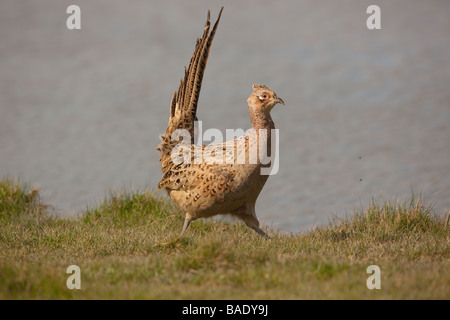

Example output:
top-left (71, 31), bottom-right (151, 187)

top-left (247, 84), bottom-right (284, 113)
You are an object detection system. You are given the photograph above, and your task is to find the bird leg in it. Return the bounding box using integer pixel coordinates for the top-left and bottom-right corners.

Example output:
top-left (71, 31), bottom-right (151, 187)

top-left (240, 212), bottom-right (271, 239)
top-left (181, 216), bottom-right (192, 236)
top-left (251, 226), bottom-right (271, 240)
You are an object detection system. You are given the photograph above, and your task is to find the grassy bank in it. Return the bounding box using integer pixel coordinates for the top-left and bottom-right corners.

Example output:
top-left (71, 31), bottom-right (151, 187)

top-left (0, 178), bottom-right (448, 299)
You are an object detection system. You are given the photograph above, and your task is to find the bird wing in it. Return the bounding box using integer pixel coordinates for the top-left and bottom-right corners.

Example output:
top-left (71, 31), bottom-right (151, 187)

top-left (157, 141), bottom-right (237, 193)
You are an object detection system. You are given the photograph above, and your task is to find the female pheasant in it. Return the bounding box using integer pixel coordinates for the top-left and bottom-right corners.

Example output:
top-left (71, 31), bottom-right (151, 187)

top-left (156, 7), bottom-right (284, 238)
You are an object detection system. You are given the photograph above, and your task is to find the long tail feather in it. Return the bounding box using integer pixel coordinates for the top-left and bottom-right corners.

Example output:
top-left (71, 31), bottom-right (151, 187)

top-left (157, 8), bottom-right (224, 182)
top-left (164, 7), bottom-right (222, 142)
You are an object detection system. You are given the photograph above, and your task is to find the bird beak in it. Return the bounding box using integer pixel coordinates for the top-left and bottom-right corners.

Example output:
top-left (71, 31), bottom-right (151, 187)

top-left (275, 97), bottom-right (285, 106)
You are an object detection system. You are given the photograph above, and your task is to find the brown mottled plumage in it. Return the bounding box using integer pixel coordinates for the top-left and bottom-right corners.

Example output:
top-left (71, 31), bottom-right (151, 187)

top-left (157, 7), bottom-right (284, 238)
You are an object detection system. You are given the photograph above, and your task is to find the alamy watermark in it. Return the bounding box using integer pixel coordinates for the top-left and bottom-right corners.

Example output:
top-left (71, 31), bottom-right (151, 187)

top-left (66, 4), bottom-right (381, 31)
top-left (169, 121), bottom-right (280, 176)
top-left (66, 265), bottom-right (81, 290)
top-left (366, 265), bottom-right (381, 290)
top-left (66, 5), bottom-right (81, 30)
top-left (366, 5), bottom-right (381, 30)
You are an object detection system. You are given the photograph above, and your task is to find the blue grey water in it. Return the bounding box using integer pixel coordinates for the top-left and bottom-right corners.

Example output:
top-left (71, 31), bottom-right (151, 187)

top-left (1, 0), bottom-right (449, 232)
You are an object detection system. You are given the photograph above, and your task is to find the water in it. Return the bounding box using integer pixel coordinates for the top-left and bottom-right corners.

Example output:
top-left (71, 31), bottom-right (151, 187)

top-left (1, 0), bottom-right (449, 232)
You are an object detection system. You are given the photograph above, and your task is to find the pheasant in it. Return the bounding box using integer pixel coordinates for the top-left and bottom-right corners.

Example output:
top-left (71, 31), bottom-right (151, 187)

top-left (156, 7), bottom-right (284, 238)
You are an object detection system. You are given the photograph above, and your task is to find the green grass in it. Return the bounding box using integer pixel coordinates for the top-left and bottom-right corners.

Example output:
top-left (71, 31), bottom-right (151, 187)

top-left (0, 178), bottom-right (448, 299)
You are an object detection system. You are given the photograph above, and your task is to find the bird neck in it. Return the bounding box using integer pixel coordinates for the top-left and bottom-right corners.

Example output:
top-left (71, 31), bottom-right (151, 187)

top-left (248, 106), bottom-right (275, 130)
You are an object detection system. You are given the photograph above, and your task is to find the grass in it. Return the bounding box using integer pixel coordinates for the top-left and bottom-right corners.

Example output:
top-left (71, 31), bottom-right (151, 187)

top-left (0, 177), bottom-right (448, 299)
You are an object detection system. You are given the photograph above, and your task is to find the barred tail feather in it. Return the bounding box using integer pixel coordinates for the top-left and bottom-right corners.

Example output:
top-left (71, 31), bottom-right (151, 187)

top-left (157, 7), bottom-right (223, 189)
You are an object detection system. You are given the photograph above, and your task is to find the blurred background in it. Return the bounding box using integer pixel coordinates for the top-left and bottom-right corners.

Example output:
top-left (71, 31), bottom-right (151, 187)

top-left (1, 0), bottom-right (449, 232)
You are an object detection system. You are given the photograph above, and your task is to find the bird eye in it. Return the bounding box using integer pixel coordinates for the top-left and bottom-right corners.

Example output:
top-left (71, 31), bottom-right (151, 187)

top-left (258, 92), bottom-right (270, 102)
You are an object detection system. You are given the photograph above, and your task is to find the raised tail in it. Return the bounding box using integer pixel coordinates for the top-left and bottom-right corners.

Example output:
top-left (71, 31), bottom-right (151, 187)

top-left (157, 7), bottom-right (223, 189)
